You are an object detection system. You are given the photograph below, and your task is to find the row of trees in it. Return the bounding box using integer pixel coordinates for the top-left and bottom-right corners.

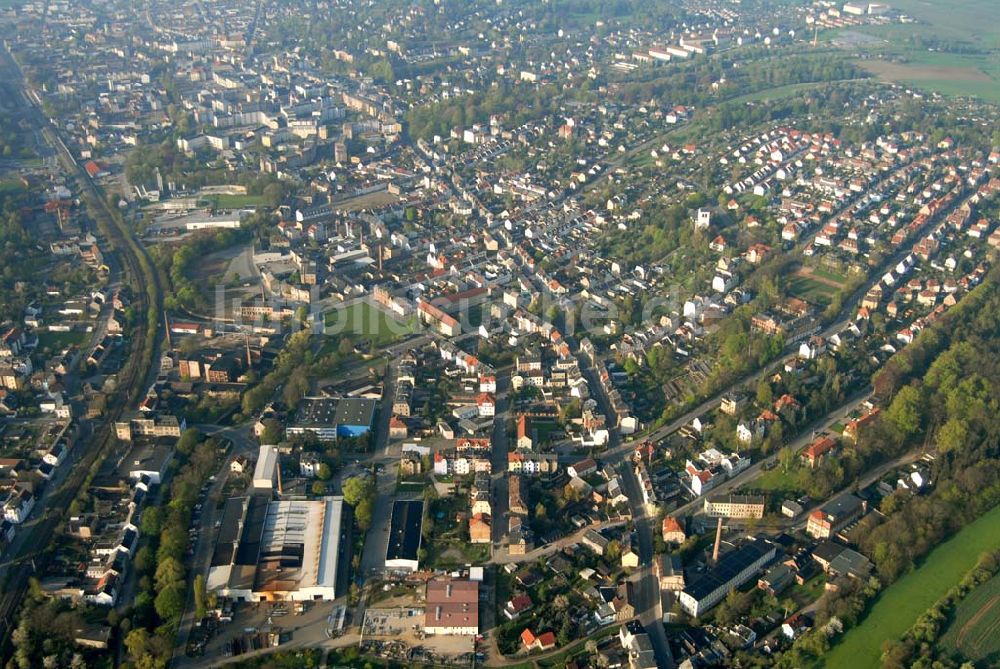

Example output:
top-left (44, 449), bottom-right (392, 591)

top-left (125, 429), bottom-right (219, 669)
top-left (883, 550), bottom-right (1000, 668)
top-left (342, 473), bottom-right (376, 533)
top-left (0, 193), bottom-right (43, 322)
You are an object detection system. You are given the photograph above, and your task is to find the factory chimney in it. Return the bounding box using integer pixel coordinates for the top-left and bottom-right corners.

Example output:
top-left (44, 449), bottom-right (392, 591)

top-left (276, 450), bottom-right (284, 496)
top-left (712, 517), bottom-right (723, 564)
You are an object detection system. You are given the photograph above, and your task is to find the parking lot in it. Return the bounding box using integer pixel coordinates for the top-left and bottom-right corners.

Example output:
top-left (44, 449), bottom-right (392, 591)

top-left (184, 598), bottom-right (354, 666)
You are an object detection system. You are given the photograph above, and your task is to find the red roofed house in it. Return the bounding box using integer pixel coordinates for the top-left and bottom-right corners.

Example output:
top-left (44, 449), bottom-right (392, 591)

top-left (504, 594), bottom-right (533, 620)
top-left (801, 436), bottom-right (837, 469)
top-left (662, 516), bottom-right (686, 545)
top-left (479, 375), bottom-right (497, 393)
top-left (417, 299), bottom-right (461, 337)
top-left (843, 407), bottom-right (880, 443)
top-left (388, 416), bottom-right (408, 439)
top-left (516, 415), bottom-right (533, 450)
top-left (746, 243), bottom-right (773, 265)
top-left (469, 513), bottom-right (491, 544)
top-left (169, 322), bottom-right (201, 335)
top-left (476, 393), bottom-right (496, 417)
top-left (83, 161), bottom-right (108, 179)
top-left (521, 629), bottom-right (557, 651)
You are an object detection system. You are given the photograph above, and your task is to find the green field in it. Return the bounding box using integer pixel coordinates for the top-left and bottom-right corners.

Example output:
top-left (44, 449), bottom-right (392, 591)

top-left (36, 329), bottom-right (86, 351)
top-left (0, 179), bottom-right (24, 197)
top-left (939, 573), bottom-right (1000, 665)
top-left (812, 267), bottom-right (849, 285)
top-left (199, 194), bottom-right (267, 209)
top-left (788, 274), bottom-right (839, 306)
top-left (751, 466), bottom-right (804, 495)
top-left (828, 0), bottom-right (1000, 102)
top-left (878, 0), bottom-right (1000, 45)
top-left (323, 301), bottom-right (418, 345)
top-left (821, 503), bottom-right (1000, 669)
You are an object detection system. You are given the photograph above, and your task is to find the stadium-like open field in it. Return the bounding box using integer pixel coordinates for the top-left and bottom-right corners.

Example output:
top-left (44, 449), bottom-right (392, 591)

top-left (323, 300), bottom-right (417, 345)
top-left (788, 268), bottom-right (843, 306)
top-left (939, 573), bottom-right (1000, 665)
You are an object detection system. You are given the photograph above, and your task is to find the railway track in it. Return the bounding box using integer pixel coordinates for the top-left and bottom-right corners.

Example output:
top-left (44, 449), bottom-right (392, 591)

top-left (0, 47), bottom-right (163, 654)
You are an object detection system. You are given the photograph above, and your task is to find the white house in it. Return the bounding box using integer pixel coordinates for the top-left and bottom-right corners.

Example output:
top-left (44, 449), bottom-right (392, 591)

top-left (476, 393), bottom-right (496, 417)
top-left (3, 490), bottom-right (34, 524)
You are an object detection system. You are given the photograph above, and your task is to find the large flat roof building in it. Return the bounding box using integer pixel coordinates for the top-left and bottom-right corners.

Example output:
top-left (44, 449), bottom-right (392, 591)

top-left (424, 579), bottom-right (479, 635)
top-left (207, 495), bottom-right (348, 602)
top-left (285, 397), bottom-right (377, 441)
top-left (385, 500), bottom-right (423, 572)
top-left (253, 446), bottom-right (279, 491)
top-left (335, 397), bottom-right (377, 437)
top-left (120, 439), bottom-right (174, 485)
top-left (679, 538), bottom-right (777, 617)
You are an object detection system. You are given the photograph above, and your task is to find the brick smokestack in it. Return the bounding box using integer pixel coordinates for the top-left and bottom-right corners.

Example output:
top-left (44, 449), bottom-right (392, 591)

top-left (712, 517), bottom-right (723, 563)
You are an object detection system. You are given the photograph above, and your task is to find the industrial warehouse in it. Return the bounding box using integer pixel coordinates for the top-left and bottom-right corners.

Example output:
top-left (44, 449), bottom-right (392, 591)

top-left (206, 495), bottom-right (350, 602)
top-left (385, 499), bottom-right (423, 573)
top-left (284, 396), bottom-right (377, 441)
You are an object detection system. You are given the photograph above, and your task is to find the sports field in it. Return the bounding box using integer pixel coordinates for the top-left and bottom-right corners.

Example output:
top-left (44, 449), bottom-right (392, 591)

top-left (199, 193), bottom-right (267, 209)
top-left (939, 573), bottom-right (1000, 665)
top-left (788, 268), bottom-right (844, 307)
top-left (820, 503), bottom-right (1000, 669)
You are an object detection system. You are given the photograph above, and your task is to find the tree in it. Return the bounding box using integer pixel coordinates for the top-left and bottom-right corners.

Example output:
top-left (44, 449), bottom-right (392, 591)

top-left (779, 446), bottom-right (797, 473)
top-left (193, 574), bottom-right (207, 620)
top-left (260, 419), bottom-right (283, 444)
top-left (355, 497), bottom-right (374, 531)
top-left (756, 378), bottom-right (773, 407)
top-left (141, 507), bottom-right (163, 537)
top-left (342, 474), bottom-right (375, 507)
top-left (154, 581), bottom-right (186, 622)
top-left (176, 428), bottom-right (202, 456)
top-left (886, 385), bottom-right (923, 438)
top-left (134, 546), bottom-right (154, 574)
top-left (154, 556), bottom-right (184, 592)
top-left (316, 462), bottom-right (332, 480)
top-left (937, 417), bottom-right (967, 453)
top-left (311, 481), bottom-right (326, 496)
top-left (562, 483), bottom-right (580, 504)
top-left (124, 628), bottom-right (169, 669)
top-left (534, 502), bottom-right (548, 520)
top-left (606, 539), bottom-right (622, 562)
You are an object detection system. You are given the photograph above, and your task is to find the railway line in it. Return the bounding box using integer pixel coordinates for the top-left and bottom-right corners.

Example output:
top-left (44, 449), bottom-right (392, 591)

top-left (0, 46), bottom-right (163, 653)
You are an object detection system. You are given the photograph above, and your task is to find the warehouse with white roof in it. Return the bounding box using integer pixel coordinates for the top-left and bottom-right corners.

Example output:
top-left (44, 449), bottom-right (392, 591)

top-left (206, 495), bottom-right (349, 602)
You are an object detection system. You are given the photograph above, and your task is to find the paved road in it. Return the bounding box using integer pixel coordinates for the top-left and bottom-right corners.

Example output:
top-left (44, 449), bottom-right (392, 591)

top-left (490, 375), bottom-right (510, 546)
top-left (578, 339), bottom-right (675, 667)
top-left (358, 356), bottom-right (404, 576)
top-left (617, 460), bottom-right (673, 667)
top-left (170, 424), bottom-right (261, 667)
